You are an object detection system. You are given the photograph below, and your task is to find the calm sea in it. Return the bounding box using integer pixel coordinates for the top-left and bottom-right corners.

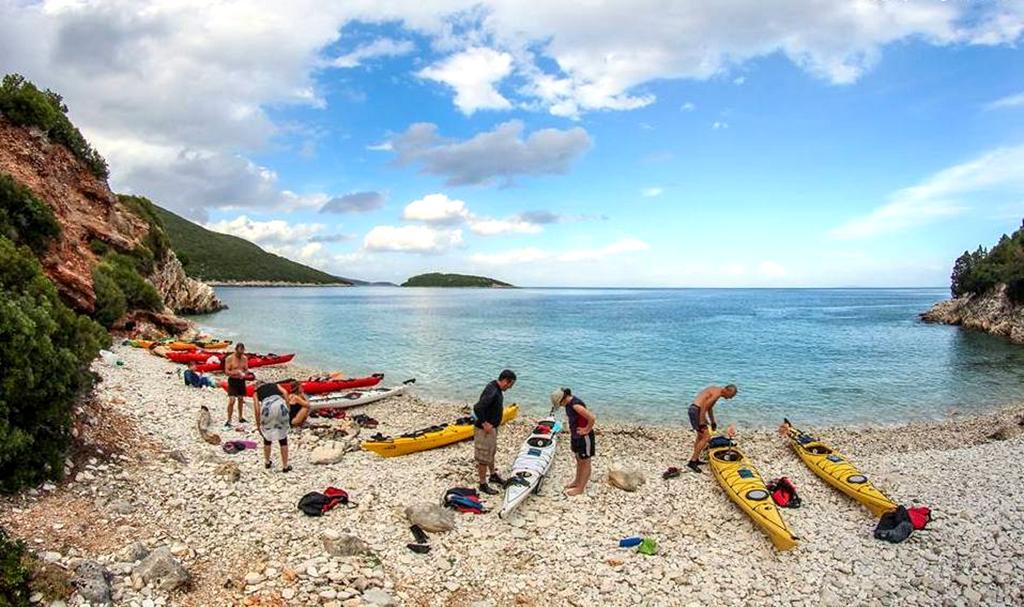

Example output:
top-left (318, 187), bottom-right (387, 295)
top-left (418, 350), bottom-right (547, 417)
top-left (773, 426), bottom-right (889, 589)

top-left (190, 287), bottom-right (1024, 427)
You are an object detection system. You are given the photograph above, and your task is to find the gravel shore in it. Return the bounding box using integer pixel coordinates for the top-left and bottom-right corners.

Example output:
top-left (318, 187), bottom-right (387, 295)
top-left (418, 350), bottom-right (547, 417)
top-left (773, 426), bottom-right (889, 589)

top-left (4, 344), bottom-right (1023, 607)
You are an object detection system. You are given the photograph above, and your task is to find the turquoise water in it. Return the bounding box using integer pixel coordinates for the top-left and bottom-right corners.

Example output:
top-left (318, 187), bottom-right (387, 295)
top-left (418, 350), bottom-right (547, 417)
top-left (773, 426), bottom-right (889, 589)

top-left (190, 287), bottom-right (1024, 427)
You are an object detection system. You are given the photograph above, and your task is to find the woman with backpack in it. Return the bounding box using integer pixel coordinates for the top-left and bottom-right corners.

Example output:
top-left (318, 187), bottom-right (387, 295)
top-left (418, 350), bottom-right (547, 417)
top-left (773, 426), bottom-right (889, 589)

top-left (253, 380), bottom-right (294, 472)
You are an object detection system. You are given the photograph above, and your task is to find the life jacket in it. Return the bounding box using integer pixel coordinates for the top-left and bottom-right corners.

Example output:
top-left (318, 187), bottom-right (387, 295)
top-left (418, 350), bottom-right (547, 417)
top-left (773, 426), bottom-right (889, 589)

top-left (874, 505), bottom-right (914, 543)
top-left (297, 487), bottom-right (350, 516)
top-left (443, 487), bottom-right (485, 514)
top-left (708, 436), bottom-right (734, 449)
top-left (907, 506), bottom-right (932, 530)
top-left (766, 477), bottom-right (802, 508)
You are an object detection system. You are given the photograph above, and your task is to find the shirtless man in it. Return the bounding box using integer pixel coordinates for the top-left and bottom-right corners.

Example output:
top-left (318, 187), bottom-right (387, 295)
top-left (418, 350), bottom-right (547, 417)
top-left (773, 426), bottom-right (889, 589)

top-left (224, 343), bottom-right (249, 426)
top-left (687, 384), bottom-right (737, 473)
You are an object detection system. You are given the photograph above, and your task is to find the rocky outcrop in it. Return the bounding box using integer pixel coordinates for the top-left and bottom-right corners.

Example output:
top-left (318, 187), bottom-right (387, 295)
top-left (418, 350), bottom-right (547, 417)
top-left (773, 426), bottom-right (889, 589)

top-left (0, 118), bottom-right (222, 325)
top-left (920, 284), bottom-right (1024, 344)
top-left (150, 254), bottom-right (224, 315)
top-left (0, 120), bottom-right (142, 311)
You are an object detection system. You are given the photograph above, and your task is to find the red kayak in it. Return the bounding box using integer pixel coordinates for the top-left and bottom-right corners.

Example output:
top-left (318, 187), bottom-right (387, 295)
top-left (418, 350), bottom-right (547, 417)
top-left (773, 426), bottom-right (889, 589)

top-left (165, 350), bottom-right (224, 364)
top-left (197, 353), bottom-right (295, 373)
top-left (218, 374), bottom-right (384, 397)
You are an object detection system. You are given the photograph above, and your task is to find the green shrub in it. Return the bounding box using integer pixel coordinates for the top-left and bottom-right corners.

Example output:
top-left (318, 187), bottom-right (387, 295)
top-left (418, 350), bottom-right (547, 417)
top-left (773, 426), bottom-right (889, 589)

top-left (96, 253), bottom-right (163, 312)
top-left (91, 266), bottom-right (126, 328)
top-left (0, 236), bottom-right (108, 493)
top-left (0, 74), bottom-right (108, 179)
top-left (0, 528), bottom-right (31, 607)
top-left (117, 194), bottom-right (171, 263)
top-left (950, 220), bottom-right (1024, 303)
top-left (0, 174), bottom-right (60, 253)
top-left (88, 239), bottom-right (109, 256)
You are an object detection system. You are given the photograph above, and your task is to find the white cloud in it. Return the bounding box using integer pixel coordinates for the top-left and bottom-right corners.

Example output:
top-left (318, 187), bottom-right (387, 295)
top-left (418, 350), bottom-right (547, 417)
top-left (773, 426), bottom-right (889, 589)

top-left (410, 0), bottom-right (1021, 117)
top-left (680, 101), bottom-right (696, 112)
top-left (363, 225), bottom-right (463, 254)
top-left (642, 187), bottom-right (663, 198)
top-left (366, 141), bottom-right (394, 151)
top-left (985, 92), bottom-right (1024, 110)
top-left (831, 145), bottom-right (1024, 239)
top-left (712, 121), bottom-right (729, 130)
top-left (205, 215), bottom-right (326, 245)
top-left (401, 193), bottom-right (471, 224)
top-left (467, 217), bottom-right (542, 236)
top-left (328, 38), bottom-right (414, 68)
top-left (418, 47), bottom-right (514, 114)
top-left (472, 238), bottom-right (650, 265)
top-left (558, 238), bottom-right (650, 262)
top-left (400, 193), bottom-right (543, 235)
top-left (733, 76), bottom-right (746, 85)
top-left (389, 120), bottom-right (592, 186)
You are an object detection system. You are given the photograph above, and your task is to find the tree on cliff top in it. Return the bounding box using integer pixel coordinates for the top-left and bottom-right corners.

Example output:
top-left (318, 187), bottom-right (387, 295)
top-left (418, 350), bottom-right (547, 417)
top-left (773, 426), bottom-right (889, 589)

top-left (951, 219), bottom-right (1024, 303)
top-left (0, 73), bottom-right (109, 179)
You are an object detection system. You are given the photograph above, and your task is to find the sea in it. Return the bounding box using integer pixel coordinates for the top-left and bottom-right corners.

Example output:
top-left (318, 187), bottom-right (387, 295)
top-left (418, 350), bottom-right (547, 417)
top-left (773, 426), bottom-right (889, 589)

top-left (189, 287), bottom-right (1024, 427)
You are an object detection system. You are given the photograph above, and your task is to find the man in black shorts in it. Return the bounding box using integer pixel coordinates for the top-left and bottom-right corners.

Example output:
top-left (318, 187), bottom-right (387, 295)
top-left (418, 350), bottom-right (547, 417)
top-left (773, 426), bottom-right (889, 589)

top-left (551, 388), bottom-right (597, 496)
top-left (224, 343), bottom-right (249, 427)
top-left (687, 384), bottom-right (737, 473)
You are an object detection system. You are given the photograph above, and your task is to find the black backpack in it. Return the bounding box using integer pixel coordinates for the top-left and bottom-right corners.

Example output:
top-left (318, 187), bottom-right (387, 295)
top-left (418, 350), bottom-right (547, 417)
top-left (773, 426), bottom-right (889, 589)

top-left (874, 505), bottom-right (914, 543)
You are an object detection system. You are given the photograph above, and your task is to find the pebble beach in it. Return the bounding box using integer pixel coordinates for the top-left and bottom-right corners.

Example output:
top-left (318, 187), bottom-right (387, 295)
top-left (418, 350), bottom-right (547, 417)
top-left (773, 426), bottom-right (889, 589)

top-left (4, 344), bottom-right (1024, 607)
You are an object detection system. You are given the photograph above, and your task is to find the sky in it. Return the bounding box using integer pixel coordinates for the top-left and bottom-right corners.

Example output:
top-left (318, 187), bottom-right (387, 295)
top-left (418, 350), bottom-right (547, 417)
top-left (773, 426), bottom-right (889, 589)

top-left (1, 0), bottom-right (1023, 287)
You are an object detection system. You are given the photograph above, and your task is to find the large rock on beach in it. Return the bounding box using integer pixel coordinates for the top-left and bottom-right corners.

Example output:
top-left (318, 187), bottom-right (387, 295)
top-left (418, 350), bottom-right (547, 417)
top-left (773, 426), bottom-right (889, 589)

top-left (608, 462), bottom-right (646, 492)
top-left (132, 546), bottom-right (189, 592)
top-left (214, 461), bottom-right (241, 482)
top-left (311, 440), bottom-right (357, 464)
top-left (323, 530), bottom-right (372, 557)
top-left (362, 589), bottom-right (398, 606)
top-left (73, 561), bottom-right (112, 605)
top-left (404, 503), bottom-right (455, 532)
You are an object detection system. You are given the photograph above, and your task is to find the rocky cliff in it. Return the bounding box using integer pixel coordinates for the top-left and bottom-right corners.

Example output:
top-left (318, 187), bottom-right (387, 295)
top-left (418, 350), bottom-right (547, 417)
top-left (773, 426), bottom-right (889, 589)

top-left (0, 119), bottom-right (222, 328)
top-left (920, 284), bottom-right (1024, 344)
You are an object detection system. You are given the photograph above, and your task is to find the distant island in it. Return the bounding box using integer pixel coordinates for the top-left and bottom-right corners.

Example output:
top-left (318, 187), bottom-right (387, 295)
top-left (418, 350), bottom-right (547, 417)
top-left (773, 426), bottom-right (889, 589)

top-left (402, 272), bottom-right (514, 288)
top-left (921, 219), bottom-right (1024, 343)
top-left (155, 206), bottom-right (356, 286)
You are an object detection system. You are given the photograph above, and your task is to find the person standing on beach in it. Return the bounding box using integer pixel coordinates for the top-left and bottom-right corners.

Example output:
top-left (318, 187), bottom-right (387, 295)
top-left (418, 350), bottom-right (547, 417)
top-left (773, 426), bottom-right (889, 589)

top-left (687, 384), bottom-right (737, 473)
top-left (224, 343), bottom-right (249, 427)
top-left (253, 381), bottom-right (292, 472)
top-left (550, 388), bottom-right (597, 496)
top-left (474, 369), bottom-right (517, 495)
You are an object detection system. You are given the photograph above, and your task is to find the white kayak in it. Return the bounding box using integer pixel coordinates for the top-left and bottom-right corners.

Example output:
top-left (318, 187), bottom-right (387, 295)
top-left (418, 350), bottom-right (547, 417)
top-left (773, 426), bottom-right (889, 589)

top-left (499, 416), bottom-right (561, 519)
top-left (307, 379), bottom-right (414, 411)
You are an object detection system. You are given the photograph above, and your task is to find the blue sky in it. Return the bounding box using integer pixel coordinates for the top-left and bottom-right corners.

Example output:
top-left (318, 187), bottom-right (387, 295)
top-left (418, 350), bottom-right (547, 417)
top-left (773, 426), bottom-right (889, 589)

top-left (2, 1), bottom-right (1023, 286)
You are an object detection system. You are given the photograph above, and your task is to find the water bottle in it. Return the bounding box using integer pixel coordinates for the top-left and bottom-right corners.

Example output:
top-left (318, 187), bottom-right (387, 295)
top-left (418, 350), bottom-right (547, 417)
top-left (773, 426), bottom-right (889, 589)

top-left (99, 350), bottom-right (124, 367)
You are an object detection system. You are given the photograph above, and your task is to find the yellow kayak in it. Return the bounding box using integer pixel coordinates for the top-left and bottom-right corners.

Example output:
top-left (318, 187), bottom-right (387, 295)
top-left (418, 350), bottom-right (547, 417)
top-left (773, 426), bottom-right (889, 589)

top-left (167, 340), bottom-right (231, 351)
top-left (782, 419), bottom-right (897, 518)
top-left (708, 437), bottom-right (799, 551)
top-left (362, 404), bottom-right (520, 457)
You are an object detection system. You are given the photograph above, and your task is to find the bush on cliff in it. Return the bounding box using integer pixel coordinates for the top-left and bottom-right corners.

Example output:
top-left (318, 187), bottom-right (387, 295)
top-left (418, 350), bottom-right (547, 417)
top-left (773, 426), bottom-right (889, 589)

top-left (0, 173), bottom-right (60, 254)
top-left (92, 253), bottom-right (164, 323)
top-left (951, 220), bottom-right (1024, 303)
top-left (0, 527), bottom-right (31, 606)
top-left (0, 74), bottom-right (109, 179)
top-left (117, 194), bottom-right (171, 266)
top-left (0, 236), bottom-right (108, 493)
